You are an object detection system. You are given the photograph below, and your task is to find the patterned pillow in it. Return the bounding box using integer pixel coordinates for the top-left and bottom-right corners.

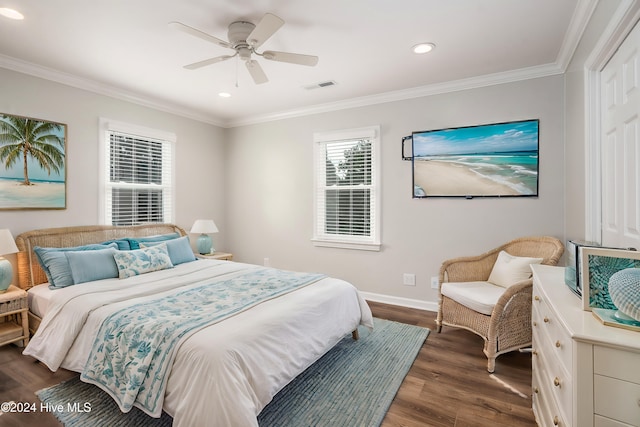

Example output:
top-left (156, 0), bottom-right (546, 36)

top-left (113, 243), bottom-right (174, 279)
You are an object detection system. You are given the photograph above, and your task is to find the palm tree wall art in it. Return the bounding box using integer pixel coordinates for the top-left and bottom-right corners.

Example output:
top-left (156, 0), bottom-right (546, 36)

top-left (0, 113), bottom-right (66, 209)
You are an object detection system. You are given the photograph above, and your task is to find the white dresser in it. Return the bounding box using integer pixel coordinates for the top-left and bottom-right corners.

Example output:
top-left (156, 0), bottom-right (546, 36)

top-left (531, 265), bottom-right (640, 427)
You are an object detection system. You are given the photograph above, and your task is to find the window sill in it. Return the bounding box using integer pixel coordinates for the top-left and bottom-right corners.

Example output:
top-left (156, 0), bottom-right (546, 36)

top-left (311, 238), bottom-right (381, 252)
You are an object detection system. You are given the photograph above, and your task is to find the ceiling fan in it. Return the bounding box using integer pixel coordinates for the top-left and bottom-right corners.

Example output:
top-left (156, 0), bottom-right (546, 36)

top-left (169, 13), bottom-right (319, 85)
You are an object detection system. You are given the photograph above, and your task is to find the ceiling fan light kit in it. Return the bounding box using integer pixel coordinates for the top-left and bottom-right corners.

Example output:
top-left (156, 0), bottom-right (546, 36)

top-left (170, 13), bottom-right (318, 85)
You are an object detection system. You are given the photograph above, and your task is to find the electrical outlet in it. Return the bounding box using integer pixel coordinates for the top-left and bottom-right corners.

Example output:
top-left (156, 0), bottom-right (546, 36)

top-left (263, 257), bottom-right (271, 267)
top-left (403, 273), bottom-right (416, 286)
top-left (431, 276), bottom-right (439, 289)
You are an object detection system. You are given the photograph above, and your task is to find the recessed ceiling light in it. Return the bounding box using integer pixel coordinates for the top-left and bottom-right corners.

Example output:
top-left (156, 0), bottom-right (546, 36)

top-left (218, 92), bottom-right (231, 98)
top-left (0, 8), bottom-right (24, 20)
top-left (412, 43), bottom-right (435, 54)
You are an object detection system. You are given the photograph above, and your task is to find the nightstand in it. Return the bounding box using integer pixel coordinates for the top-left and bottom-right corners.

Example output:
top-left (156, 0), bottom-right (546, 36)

top-left (0, 285), bottom-right (29, 348)
top-left (196, 252), bottom-right (233, 261)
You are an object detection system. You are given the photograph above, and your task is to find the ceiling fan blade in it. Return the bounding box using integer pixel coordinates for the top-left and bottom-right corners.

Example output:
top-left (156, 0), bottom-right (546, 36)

top-left (169, 21), bottom-right (232, 49)
top-left (184, 55), bottom-right (234, 70)
top-left (245, 60), bottom-right (268, 84)
top-left (247, 13), bottom-right (284, 48)
top-left (262, 50), bottom-right (319, 67)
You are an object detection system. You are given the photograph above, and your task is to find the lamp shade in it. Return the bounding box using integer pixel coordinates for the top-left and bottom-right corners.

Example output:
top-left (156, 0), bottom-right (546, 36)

top-left (0, 229), bottom-right (18, 256)
top-left (190, 219), bottom-right (219, 234)
top-left (0, 229), bottom-right (18, 292)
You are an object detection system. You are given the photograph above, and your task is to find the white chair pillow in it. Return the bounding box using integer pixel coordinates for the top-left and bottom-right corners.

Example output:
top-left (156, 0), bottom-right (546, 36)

top-left (441, 281), bottom-right (506, 315)
top-left (488, 250), bottom-right (543, 288)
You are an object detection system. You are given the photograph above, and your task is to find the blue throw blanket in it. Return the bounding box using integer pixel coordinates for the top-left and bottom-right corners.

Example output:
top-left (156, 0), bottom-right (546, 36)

top-left (80, 266), bottom-right (326, 416)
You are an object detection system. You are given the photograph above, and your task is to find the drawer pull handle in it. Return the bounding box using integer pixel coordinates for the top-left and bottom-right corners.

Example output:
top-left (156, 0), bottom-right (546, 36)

top-left (553, 377), bottom-right (561, 387)
top-left (533, 387), bottom-right (539, 394)
top-left (544, 317), bottom-right (550, 323)
top-left (532, 350), bottom-right (538, 356)
top-left (534, 295), bottom-right (540, 301)
top-left (555, 340), bottom-right (561, 348)
top-left (553, 415), bottom-right (559, 426)
top-left (533, 321), bottom-right (537, 327)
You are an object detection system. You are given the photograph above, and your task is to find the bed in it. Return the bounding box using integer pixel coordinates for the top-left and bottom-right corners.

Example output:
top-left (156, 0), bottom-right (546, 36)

top-left (15, 224), bottom-right (373, 427)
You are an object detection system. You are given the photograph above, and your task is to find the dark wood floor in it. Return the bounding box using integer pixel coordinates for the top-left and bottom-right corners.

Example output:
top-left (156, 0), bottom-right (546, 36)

top-left (0, 302), bottom-right (536, 427)
top-left (370, 301), bottom-right (536, 427)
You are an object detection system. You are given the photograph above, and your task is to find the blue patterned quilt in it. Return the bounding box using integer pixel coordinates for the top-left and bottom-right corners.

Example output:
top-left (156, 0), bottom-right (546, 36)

top-left (80, 266), bottom-right (325, 416)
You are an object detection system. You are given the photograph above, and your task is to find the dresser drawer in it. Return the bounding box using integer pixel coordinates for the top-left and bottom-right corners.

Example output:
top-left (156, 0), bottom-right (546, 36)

top-left (594, 374), bottom-right (640, 426)
top-left (533, 363), bottom-right (569, 427)
top-left (595, 414), bottom-right (636, 427)
top-left (594, 346), bottom-right (640, 385)
top-left (535, 337), bottom-right (573, 426)
top-left (532, 291), bottom-right (573, 374)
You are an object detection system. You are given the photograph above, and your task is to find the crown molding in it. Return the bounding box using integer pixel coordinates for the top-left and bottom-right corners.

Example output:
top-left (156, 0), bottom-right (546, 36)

top-left (555, 0), bottom-right (599, 71)
top-left (0, 54), bottom-right (226, 128)
top-left (0, 53), bottom-right (565, 130)
top-left (225, 63), bottom-right (564, 128)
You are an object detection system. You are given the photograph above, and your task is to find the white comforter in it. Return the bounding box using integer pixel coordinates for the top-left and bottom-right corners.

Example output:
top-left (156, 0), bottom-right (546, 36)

top-left (24, 259), bottom-right (373, 427)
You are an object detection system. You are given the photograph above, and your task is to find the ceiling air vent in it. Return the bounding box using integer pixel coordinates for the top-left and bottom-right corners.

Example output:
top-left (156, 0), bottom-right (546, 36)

top-left (304, 80), bottom-right (337, 90)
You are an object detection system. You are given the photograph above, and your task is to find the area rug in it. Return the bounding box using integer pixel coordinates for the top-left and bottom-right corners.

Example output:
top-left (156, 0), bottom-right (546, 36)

top-left (36, 318), bottom-right (429, 427)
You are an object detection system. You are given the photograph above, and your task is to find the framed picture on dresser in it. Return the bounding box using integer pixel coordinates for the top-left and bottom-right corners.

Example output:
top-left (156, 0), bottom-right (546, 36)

top-left (580, 247), bottom-right (640, 311)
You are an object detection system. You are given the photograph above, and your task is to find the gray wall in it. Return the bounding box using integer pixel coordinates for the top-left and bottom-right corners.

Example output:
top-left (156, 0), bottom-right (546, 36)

top-left (0, 68), bottom-right (227, 246)
top-left (225, 75), bottom-right (566, 308)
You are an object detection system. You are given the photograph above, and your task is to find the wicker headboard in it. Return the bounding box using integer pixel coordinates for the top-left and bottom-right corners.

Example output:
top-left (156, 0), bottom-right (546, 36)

top-left (15, 224), bottom-right (187, 289)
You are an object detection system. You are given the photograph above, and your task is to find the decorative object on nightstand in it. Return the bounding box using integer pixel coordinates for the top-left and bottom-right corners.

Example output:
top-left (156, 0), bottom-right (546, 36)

top-left (190, 219), bottom-right (219, 255)
top-left (0, 285), bottom-right (29, 347)
top-left (0, 229), bottom-right (19, 292)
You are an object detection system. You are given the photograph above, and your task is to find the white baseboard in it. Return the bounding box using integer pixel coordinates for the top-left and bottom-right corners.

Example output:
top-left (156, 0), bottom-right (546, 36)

top-left (360, 291), bottom-right (438, 312)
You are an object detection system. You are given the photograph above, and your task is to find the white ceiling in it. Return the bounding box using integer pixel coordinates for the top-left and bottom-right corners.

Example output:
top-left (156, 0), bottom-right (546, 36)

top-left (0, 0), bottom-right (587, 127)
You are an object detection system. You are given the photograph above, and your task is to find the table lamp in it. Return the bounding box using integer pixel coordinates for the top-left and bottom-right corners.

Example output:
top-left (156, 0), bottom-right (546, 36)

top-left (0, 229), bottom-right (19, 292)
top-left (190, 219), bottom-right (219, 255)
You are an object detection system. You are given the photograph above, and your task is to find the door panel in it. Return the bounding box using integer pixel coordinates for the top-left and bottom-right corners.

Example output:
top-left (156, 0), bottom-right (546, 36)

top-left (601, 21), bottom-right (640, 249)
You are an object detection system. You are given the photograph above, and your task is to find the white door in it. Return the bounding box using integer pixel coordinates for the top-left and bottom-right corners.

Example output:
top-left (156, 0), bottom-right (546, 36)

top-left (600, 20), bottom-right (640, 249)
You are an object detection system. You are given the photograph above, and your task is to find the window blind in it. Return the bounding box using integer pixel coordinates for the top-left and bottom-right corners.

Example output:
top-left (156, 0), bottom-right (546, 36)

top-left (313, 126), bottom-right (380, 250)
top-left (104, 130), bottom-right (173, 226)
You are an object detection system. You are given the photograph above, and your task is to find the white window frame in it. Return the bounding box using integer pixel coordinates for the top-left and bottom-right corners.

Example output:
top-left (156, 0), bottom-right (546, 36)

top-left (312, 125), bottom-right (381, 251)
top-left (98, 118), bottom-right (176, 226)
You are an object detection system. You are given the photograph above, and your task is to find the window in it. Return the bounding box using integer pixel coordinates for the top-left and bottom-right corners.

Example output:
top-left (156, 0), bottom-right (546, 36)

top-left (313, 126), bottom-right (381, 251)
top-left (99, 119), bottom-right (175, 226)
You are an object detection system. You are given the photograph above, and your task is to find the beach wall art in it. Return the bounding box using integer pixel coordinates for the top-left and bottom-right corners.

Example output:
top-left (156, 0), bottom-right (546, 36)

top-left (0, 113), bottom-right (66, 209)
top-left (411, 119), bottom-right (539, 198)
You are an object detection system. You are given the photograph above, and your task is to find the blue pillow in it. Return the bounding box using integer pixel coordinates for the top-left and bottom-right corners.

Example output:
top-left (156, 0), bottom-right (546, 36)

top-left (140, 236), bottom-right (196, 266)
top-left (34, 243), bottom-right (119, 289)
top-left (65, 247), bottom-right (119, 284)
top-left (100, 239), bottom-right (132, 250)
top-left (127, 232), bottom-right (180, 250)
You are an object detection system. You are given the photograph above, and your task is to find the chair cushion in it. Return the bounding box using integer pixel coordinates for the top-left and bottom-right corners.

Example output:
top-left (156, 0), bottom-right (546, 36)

top-left (488, 250), bottom-right (543, 288)
top-left (441, 281), bottom-right (506, 315)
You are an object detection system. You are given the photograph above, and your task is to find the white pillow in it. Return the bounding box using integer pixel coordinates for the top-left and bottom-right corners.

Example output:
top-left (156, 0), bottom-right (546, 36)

top-left (487, 250), bottom-right (543, 288)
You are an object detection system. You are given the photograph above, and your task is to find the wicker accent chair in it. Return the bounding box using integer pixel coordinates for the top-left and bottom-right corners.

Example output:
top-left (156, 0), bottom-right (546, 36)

top-left (436, 236), bottom-right (564, 372)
